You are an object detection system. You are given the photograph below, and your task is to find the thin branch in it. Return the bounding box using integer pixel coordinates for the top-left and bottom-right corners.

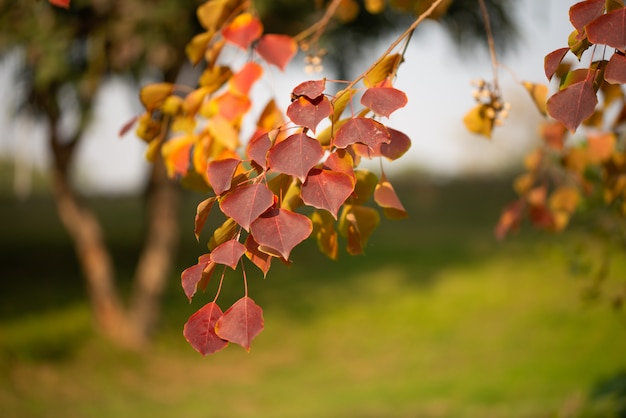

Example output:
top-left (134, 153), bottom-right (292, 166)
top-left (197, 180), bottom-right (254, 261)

top-left (478, 0), bottom-right (500, 94)
top-left (293, 0), bottom-right (343, 44)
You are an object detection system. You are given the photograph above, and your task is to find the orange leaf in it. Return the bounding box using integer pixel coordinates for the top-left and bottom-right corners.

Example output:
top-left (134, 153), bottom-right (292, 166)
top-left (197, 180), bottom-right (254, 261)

top-left (229, 62), bottom-right (263, 96)
top-left (161, 135), bottom-right (195, 177)
top-left (374, 174), bottom-right (407, 219)
top-left (255, 34), bottom-right (297, 70)
top-left (140, 83), bottom-right (174, 111)
top-left (587, 132), bottom-right (616, 163)
top-left (222, 13), bottom-right (263, 50)
top-left (49, 0), bottom-right (70, 8)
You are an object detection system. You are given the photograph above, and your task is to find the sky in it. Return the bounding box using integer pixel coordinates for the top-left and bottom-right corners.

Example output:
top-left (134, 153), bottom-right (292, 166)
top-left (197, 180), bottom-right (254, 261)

top-left (0, 0), bottom-right (575, 195)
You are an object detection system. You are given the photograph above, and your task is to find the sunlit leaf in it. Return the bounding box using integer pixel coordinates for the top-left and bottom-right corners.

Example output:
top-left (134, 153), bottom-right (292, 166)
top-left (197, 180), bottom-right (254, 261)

top-left (267, 132), bottom-right (324, 182)
top-left (222, 13), bottom-right (263, 50)
top-left (184, 302), bottom-right (228, 356)
top-left (463, 104), bottom-right (494, 139)
top-left (323, 149), bottom-right (355, 183)
top-left (363, 53), bottom-right (402, 87)
top-left (605, 52), bottom-right (626, 84)
top-left (547, 80), bottom-right (598, 132)
top-left (161, 135), bottom-right (195, 177)
top-left (210, 239), bottom-right (246, 269)
top-left (522, 81), bottom-right (548, 116)
top-left (208, 116), bottom-right (240, 150)
top-left (587, 132), bottom-right (616, 163)
top-left (292, 79), bottom-right (326, 100)
top-left (212, 92), bottom-right (252, 121)
top-left (186, 31), bottom-right (214, 66)
top-left (250, 208), bottom-right (312, 260)
top-left (140, 83), bottom-right (173, 111)
top-left (197, 0), bottom-right (240, 31)
top-left (338, 205), bottom-right (380, 255)
top-left (208, 217), bottom-right (238, 251)
top-left (311, 210), bottom-right (338, 260)
top-left (247, 132), bottom-right (272, 170)
top-left (255, 34), bottom-right (297, 70)
top-left (244, 234), bottom-right (272, 277)
top-left (348, 169), bottom-right (378, 205)
top-left (544, 48), bottom-right (570, 80)
top-left (184, 87), bottom-right (210, 116)
top-left (229, 62), bottom-right (263, 96)
top-left (220, 184), bottom-right (275, 231)
top-left (361, 87), bottom-right (408, 118)
top-left (286, 96), bottom-right (333, 133)
top-left (256, 99), bottom-right (285, 132)
top-left (199, 65), bottom-right (232, 92)
top-left (301, 169), bottom-right (355, 219)
top-left (374, 173), bottom-right (407, 219)
top-left (331, 88), bottom-right (357, 124)
top-left (586, 7), bottom-right (626, 52)
top-left (334, 117), bottom-right (390, 149)
top-left (216, 297), bottom-right (264, 351)
top-left (549, 186), bottom-right (580, 213)
top-left (195, 196), bottom-right (217, 241)
top-left (207, 158), bottom-right (240, 195)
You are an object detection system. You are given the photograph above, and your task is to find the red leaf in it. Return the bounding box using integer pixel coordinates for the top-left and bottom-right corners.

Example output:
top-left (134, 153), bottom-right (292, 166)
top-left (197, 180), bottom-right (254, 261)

top-left (215, 297), bottom-right (264, 351)
top-left (181, 255), bottom-right (215, 303)
top-left (586, 7), bottom-right (626, 52)
top-left (301, 169), bottom-right (355, 219)
top-left (547, 80), bottom-right (598, 132)
top-left (379, 127), bottom-right (411, 161)
top-left (323, 150), bottom-right (355, 182)
top-left (255, 34), bottom-right (297, 70)
top-left (267, 133), bottom-right (324, 182)
top-left (194, 196), bottom-right (216, 241)
top-left (184, 302), bottom-right (228, 355)
top-left (247, 132), bottom-right (273, 171)
top-left (207, 158), bottom-right (240, 195)
top-left (333, 117), bottom-right (390, 149)
top-left (250, 208), bottom-right (312, 260)
top-left (221, 13), bottom-right (263, 50)
top-left (210, 239), bottom-right (246, 269)
top-left (605, 52), bottom-right (626, 84)
top-left (49, 0), bottom-right (70, 8)
top-left (569, 0), bottom-right (605, 32)
top-left (374, 174), bottom-right (407, 219)
top-left (286, 96), bottom-right (333, 133)
top-left (244, 234), bottom-right (272, 277)
top-left (292, 79), bottom-right (326, 100)
top-left (118, 115), bottom-right (138, 137)
top-left (360, 87), bottom-right (408, 117)
top-left (495, 200), bottom-right (524, 240)
top-left (220, 183), bottom-right (275, 231)
top-left (229, 62), bottom-right (263, 96)
top-left (544, 47), bottom-right (570, 80)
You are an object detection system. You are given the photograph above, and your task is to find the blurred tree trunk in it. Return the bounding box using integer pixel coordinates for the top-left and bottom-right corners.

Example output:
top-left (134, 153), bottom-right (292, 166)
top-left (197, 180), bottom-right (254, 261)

top-left (47, 104), bottom-right (180, 349)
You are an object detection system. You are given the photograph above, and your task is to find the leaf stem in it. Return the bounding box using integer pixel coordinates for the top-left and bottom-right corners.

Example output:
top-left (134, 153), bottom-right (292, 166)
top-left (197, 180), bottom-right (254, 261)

top-left (212, 265), bottom-right (228, 303)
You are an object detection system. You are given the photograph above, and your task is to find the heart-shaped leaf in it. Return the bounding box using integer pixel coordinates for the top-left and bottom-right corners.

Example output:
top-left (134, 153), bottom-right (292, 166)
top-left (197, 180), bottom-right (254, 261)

top-left (361, 87), bottom-right (408, 117)
top-left (286, 96), bottom-right (333, 132)
top-left (250, 208), bottom-right (312, 260)
top-left (569, 0), bottom-right (605, 32)
top-left (333, 117), bottom-right (390, 149)
top-left (292, 79), bottom-right (326, 100)
top-left (194, 196), bottom-right (216, 241)
top-left (181, 254), bottom-right (214, 303)
top-left (267, 133), bottom-right (324, 182)
top-left (301, 169), bottom-right (354, 219)
top-left (246, 132), bottom-right (272, 170)
top-left (210, 239), bottom-right (247, 269)
top-left (216, 297), bottom-right (264, 351)
top-left (255, 34), bottom-right (297, 70)
top-left (311, 210), bottom-right (338, 260)
top-left (184, 302), bottom-right (228, 355)
top-left (544, 47), bottom-right (570, 80)
top-left (229, 62), bottom-right (263, 96)
top-left (587, 7), bottom-right (626, 52)
top-left (220, 183), bottom-right (275, 231)
top-left (140, 83), bottom-right (173, 111)
top-left (207, 158), bottom-right (240, 195)
top-left (221, 13), bottom-right (263, 50)
top-left (605, 52), bottom-right (626, 84)
top-left (547, 80), bottom-right (597, 132)
top-left (374, 174), bottom-right (407, 219)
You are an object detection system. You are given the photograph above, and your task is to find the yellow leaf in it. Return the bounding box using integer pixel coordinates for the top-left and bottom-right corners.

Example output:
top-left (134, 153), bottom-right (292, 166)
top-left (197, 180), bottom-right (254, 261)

top-left (363, 54), bottom-right (402, 88)
top-left (185, 31), bottom-right (214, 65)
top-left (513, 173), bottom-right (534, 195)
top-left (523, 148), bottom-right (543, 172)
top-left (184, 87), bottom-right (210, 116)
top-left (162, 95), bottom-right (184, 116)
top-left (199, 65), bottom-right (233, 93)
top-left (197, 0), bottom-right (241, 31)
top-left (208, 218), bottom-right (238, 251)
top-left (208, 116), bottom-right (240, 150)
top-left (145, 138), bottom-right (163, 163)
top-left (522, 81), bottom-right (548, 116)
top-left (549, 186), bottom-right (580, 213)
top-left (338, 205), bottom-right (380, 255)
top-left (311, 210), bottom-right (338, 260)
top-left (463, 103), bottom-right (494, 139)
top-left (336, 0), bottom-right (360, 22)
top-left (140, 82), bottom-right (173, 111)
top-left (364, 0), bottom-right (385, 14)
top-left (331, 88), bottom-right (357, 124)
top-left (256, 99), bottom-right (285, 132)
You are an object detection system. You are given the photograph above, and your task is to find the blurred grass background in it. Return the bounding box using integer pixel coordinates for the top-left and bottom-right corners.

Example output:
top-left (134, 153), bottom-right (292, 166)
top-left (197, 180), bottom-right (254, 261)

top-left (1, 173), bottom-right (625, 418)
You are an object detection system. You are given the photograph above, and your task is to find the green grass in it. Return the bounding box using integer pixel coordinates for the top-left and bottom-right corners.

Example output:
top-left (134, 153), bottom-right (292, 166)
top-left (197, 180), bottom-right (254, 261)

top-left (1, 177), bottom-right (625, 417)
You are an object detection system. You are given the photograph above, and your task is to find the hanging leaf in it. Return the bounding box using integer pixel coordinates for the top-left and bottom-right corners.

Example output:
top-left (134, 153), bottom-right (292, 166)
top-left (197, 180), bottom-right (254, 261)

top-left (244, 234), bottom-right (272, 277)
top-left (363, 54), bottom-right (402, 87)
top-left (215, 297), bottom-right (264, 351)
top-left (221, 13), bottom-right (263, 50)
top-left (211, 92), bottom-right (252, 121)
top-left (323, 150), bottom-right (355, 182)
top-left (586, 7), bottom-right (626, 52)
top-left (256, 99), bottom-right (285, 132)
top-left (199, 65), bottom-right (232, 92)
top-left (569, 0), bottom-right (605, 32)
top-left (197, 0), bottom-right (239, 31)
top-left (544, 48), bottom-right (570, 80)
top-left (549, 186), bottom-right (581, 214)
top-left (184, 87), bottom-right (210, 116)
top-left (360, 87), bottom-right (408, 118)
top-left (250, 208), bottom-right (313, 260)
top-left (49, 0), bottom-right (70, 8)
top-left (140, 83), bottom-right (173, 111)
top-left (210, 239), bottom-right (247, 269)
top-left (184, 302), bottom-right (228, 355)
top-left (348, 169), bottom-right (378, 205)
top-left (495, 199), bottom-right (524, 240)
top-left (338, 205), bottom-right (380, 255)
top-left (255, 34), bottom-right (297, 70)
top-left (463, 104), bottom-right (494, 139)
top-left (301, 169), bottom-right (355, 219)
top-left (220, 183), bottom-right (275, 231)
top-left (379, 127), bottom-right (411, 161)
top-left (286, 96), bottom-right (333, 133)
top-left (247, 132), bottom-right (272, 170)
top-left (333, 117), bottom-right (390, 149)
top-left (540, 121), bottom-right (568, 151)
top-left (331, 88), bottom-right (357, 124)
top-left (229, 62), bottom-right (263, 96)
top-left (186, 32), bottom-right (214, 66)
top-left (374, 174), bottom-right (407, 219)
top-left (208, 115), bottom-right (240, 150)
top-left (206, 158), bottom-right (240, 195)
top-left (587, 132), bottom-right (616, 163)
top-left (522, 82), bottom-right (548, 116)
top-left (194, 196), bottom-right (217, 241)
top-left (181, 255), bottom-right (214, 303)
top-left (292, 79), bottom-right (326, 100)
top-left (208, 218), bottom-right (238, 250)
top-left (267, 132), bottom-right (324, 182)
top-left (605, 52), bottom-right (626, 84)
top-left (311, 210), bottom-right (339, 260)
top-left (547, 80), bottom-right (598, 132)
top-left (161, 135), bottom-right (195, 177)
